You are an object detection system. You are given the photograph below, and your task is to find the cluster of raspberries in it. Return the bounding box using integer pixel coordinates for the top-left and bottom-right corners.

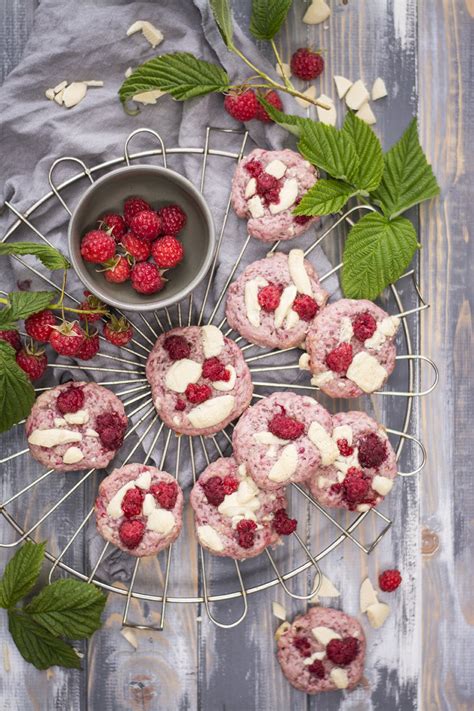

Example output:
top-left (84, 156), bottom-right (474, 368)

top-left (118, 480), bottom-right (179, 549)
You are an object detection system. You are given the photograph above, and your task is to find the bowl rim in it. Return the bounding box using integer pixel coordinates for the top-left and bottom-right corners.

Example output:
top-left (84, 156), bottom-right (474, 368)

top-left (67, 164), bottom-right (216, 312)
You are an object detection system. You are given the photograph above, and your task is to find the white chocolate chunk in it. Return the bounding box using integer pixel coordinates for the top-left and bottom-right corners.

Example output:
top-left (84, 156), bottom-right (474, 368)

top-left (268, 444), bottom-right (298, 482)
top-left (127, 21), bottom-right (163, 48)
top-left (85, 428), bottom-right (99, 438)
top-left (197, 524), bottom-right (224, 551)
top-left (272, 601), bottom-right (287, 621)
top-left (330, 668), bottom-right (349, 689)
top-left (303, 651), bottom-right (326, 665)
top-left (54, 89), bottom-right (65, 105)
top-left (28, 428), bottom-right (82, 448)
top-left (317, 575), bottom-right (341, 597)
top-left (269, 178), bottom-right (299, 215)
top-left (356, 101), bottom-right (376, 125)
top-left (238, 463), bottom-right (247, 477)
top-left (213, 365), bottom-right (236, 391)
top-left (308, 422), bottom-right (339, 466)
top-left (45, 88), bottom-right (55, 101)
top-left (254, 431), bottom-right (289, 446)
top-left (244, 276), bottom-right (268, 328)
top-left (142, 493), bottom-right (156, 516)
top-left (121, 627), bottom-right (138, 649)
top-left (187, 395), bottom-right (235, 429)
top-left (62, 446), bottom-right (84, 465)
top-left (147, 509), bottom-right (175, 535)
top-left (346, 352), bottom-right (387, 393)
top-left (218, 478), bottom-right (260, 525)
top-left (134, 471), bottom-right (152, 490)
top-left (311, 371), bottom-right (334, 387)
top-left (265, 159), bottom-right (287, 179)
top-left (62, 82), bottom-right (88, 108)
top-left (53, 418), bottom-right (67, 427)
top-left (371, 475), bottom-right (394, 496)
top-left (332, 424), bottom-right (353, 446)
top-left (366, 601), bottom-right (390, 628)
top-left (333, 75), bottom-right (353, 99)
top-left (276, 62), bottom-right (292, 81)
top-left (360, 577), bottom-right (379, 612)
top-left (288, 249), bottom-right (312, 295)
top-left (53, 80), bottom-right (67, 93)
top-left (133, 89), bottom-right (165, 104)
top-left (63, 409), bottom-right (89, 425)
top-left (247, 194), bottom-right (265, 218)
top-left (299, 353), bottom-right (311, 371)
top-left (364, 316), bottom-right (400, 351)
top-left (345, 80), bottom-right (370, 110)
top-left (316, 94), bottom-right (337, 126)
top-left (338, 317), bottom-right (353, 343)
top-left (285, 309), bottom-right (300, 329)
top-left (165, 359), bottom-right (202, 393)
top-left (303, 0), bottom-right (331, 24)
top-left (83, 80), bottom-right (104, 87)
top-left (311, 626), bottom-right (341, 646)
top-left (295, 85), bottom-right (316, 108)
top-left (372, 77), bottom-right (387, 101)
top-left (357, 504), bottom-right (371, 512)
top-left (201, 325), bottom-right (224, 357)
top-left (124, 66), bottom-right (134, 78)
top-left (245, 177), bottom-right (257, 198)
top-left (318, 476), bottom-right (329, 488)
top-left (106, 482), bottom-right (136, 519)
top-left (274, 285), bottom-right (297, 328)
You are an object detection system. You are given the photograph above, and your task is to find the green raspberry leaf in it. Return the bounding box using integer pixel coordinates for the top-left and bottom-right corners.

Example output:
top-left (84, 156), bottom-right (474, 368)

top-left (0, 291), bottom-right (56, 331)
top-left (371, 118), bottom-right (440, 218)
top-left (341, 212), bottom-right (419, 300)
top-left (209, 0), bottom-right (235, 49)
top-left (119, 53), bottom-right (230, 102)
top-left (0, 341), bottom-right (36, 433)
top-left (8, 611), bottom-right (81, 670)
top-left (256, 98), bottom-right (311, 137)
top-left (0, 242), bottom-right (70, 270)
top-left (298, 122), bottom-right (359, 184)
top-left (293, 179), bottom-right (358, 216)
top-left (250, 0), bottom-right (293, 40)
top-left (342, 112), bottom-right (384, 192)
top-left (0, 541), bottom-right (45, 609)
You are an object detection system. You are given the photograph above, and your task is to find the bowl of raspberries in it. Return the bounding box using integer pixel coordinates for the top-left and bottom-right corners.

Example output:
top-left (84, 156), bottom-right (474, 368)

top-left (68, 165), bottom-right (215, 311)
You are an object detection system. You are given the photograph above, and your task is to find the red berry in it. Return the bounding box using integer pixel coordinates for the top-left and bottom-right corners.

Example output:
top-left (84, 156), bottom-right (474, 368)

top-left (257, 284), bottom-right (282, 312)
top-left (80, 229), bottom-right (116, 264)
top-left (121, 232), bottom-right (152, 262)
top-left (290, 47), bottom-right (324, 80)
top-left (222, 476), bottom-right (239, 495)
top-left (224, 88), bottom-right (258, 122)
top-left (325, 342), bottom-right (353, 373)
top-left (255, 89), bottom-right (283, 122)
top-left (343, 472), bottom-right (370, 503)
top-left (379, 569), bottom-right (402, 592)
top-left (123, 196), bottom-right (152, 226)
top-left (130, 262), bottom-right (164, 294)
top-left (236, 519), bottom-right (257, 548)
top-left (268, 413), bottom-right (305, 440)
top-left (104, 256), bottom-right (131, 284)
top-left (293, 197), bottom-right (312, 225)
top-left (201, 476), bottom-right (225, 506)
top-left (79, 291), bottom-right (106, 323)
top-left (358, 433), bottom-right (387, 469)
top-left (129, 210), bottom-right (162, 241)
top-left (25, 310), bottom-right (57, 342)
top-left (293, 637), bottom-right (312, 657)
top-left (337, 439), bottom-right (354, 457)
top-left (121, 487), bottom-right (145, 518)
top-left (292, 294), bottom-right (319, 321)
top-left (256, 172), bottom-right (281, 205)
top-left (76, 329), bottom-right (100, 360)
top-left (273, 508), bottom-right (297, 535)
top-left (119, 519), bottom-right (145, 549)
top-left (49, 322), bottom-right (85, 356)
top-left (175, 398), bottom-right (186, 411)
top-left (16, 347), bottom-right (47, 381)
top-left (308, 660), bottom-right (325, 678)
top-left (163, 335), bottom-right (191, 360)
top-left (157, 204), bottom-right (187, 235)
top-left (151, 235), bottom-right (184, 268)
top-left (353, 312), bottom-right (377, 342)
top-left (185, 383), bottom-right (211, 404)
top-left (150, 481), bottom-right (178, 510)
top-left (103, 316), bottom-right (133, 347)
top-left (95, 411), bottom-right (126, 450)
top-left (326, 637), bottom-right (359, 666)
top-left (99, 213), bottom-right (126, 241)
top-left (0, 329), bottom-right (22, 352)
top-left (56, 386), bottom-right (85, 414)
top-left (244, 159), bottom-right (263, 177)
top-left (202, 357), bottom-right (230, 381)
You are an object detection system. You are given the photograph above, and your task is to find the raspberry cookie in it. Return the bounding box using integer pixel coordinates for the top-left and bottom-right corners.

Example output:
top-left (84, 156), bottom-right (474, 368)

top-left (277, 607), bottom-right (366, 694)
top-left (306, 299), bottom-right (400, 398)
top-left (232, 392), bottom-right (333, 491)
top-left (190, 456), bottom-right (296, 559)
top-left (146, 325), bottom-right (253, 436)
top-left (95, 464), bottom-right (183, 556)
top-left (225, 250), bottom-right (328, 349)
top-left (26, 382), bottom-right (127, 471)
top-left (231, 148), bottom-right (318, 242)
top-left (307, 411), bottom-right (397, 511)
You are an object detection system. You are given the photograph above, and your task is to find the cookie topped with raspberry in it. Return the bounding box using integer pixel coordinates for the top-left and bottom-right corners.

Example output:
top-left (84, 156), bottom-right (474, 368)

top-left (306, 299), bottom-right (400, 398)
top-left (226, 249), bottom-right (328, 349)
top-left (231, 148), bottom-right (319, 242)
top-left (145, 325), bottom-right (253, 437)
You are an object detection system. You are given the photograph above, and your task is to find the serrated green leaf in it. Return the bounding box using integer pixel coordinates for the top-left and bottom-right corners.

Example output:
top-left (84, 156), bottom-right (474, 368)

top-left (371, 119), bottom-right (440, 218)
top-left (298, 122), bottom-right (359, 184)
top-left (209, 0), bottom-right (234, 49)
top-left (256, 98), bottom-right (310, 137)
top-left (8, 611), bottom-right (81, 670)
top-left (341, 213), bottom-right (419, 300)
top-left (0, 291), bottom-right (56, 330)
top-left (0, 542), bottom-right (45, 609)
top-left (26, 579), bottom-right (107, 639)
top-left (0, 340), bottom-right (36, 433)
top-left (250, 0), bottom-right (292, 40)
top-left (293, 179), bottom-right (357, 216)
top-left (119, 53), bottom-right (230, 102)
top-left (0, 242), bottom-right (70, 270)
top-left (342, 112), bottom-right (384, 192)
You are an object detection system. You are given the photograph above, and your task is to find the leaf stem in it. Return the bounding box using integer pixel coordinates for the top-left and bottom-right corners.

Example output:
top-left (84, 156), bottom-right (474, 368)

top-left (270, 39), bottom-right (292, 92)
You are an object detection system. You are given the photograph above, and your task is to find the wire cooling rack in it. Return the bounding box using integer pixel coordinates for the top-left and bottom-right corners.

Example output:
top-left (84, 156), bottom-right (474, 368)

top-left (0, 127), bottom-right (439, 631)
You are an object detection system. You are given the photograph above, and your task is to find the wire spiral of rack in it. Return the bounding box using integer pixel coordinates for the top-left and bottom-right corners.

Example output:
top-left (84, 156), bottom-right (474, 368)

top-left (0, 127), bottom-right (439, 631)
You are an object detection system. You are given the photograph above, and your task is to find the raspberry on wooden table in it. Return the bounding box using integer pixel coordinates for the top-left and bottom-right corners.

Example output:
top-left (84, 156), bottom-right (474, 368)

top-left (151, 235), bottom-right (184, 268)
top-left (25, 309), bottom-right (57, 342)
top-left (258, 284), bottom-right (282, 312)
top-left (224, 88), bottom-right (258, 122)
top-left (290, 47), bottom-right (324, 80)
top-left (123, 196), bottom-right (152, 226)
top-left (150, 481), bottom-right (178, 510)
top-left (99, 213), bottom-right (126, 241)
top-left (163, 334), bottom-right (191, 360)
top-left (76, 329), bottom-right (100, 360)
top-left (56, 386), bottom-right (85, 414)
top-left (325, 342), bottom-right (353, 373)
top-left (326, 637), bottom-right (359, 666)
top-left (268, 412), bottom-right (305, 440)
top-left (157, 204), bottom-right (187, 235)
top-left (185, 383), bottom-right (212, 404)
top-left (0, 329), bottom-right (22, 351)
top-left (292, 294), bottom-right (319, 321)
top-left (104, 256), bottom-right (131, 283)
top-left (49, 322), bottom-right (85, 356)
top-left (129, 210), bottom-right (162, 241)
top-left (119, 519), bottom-right (145, 549)
top-left (80, 229), bottom-right (116, 263)
top-left (378, 569), bottom-right (402, 592)
top-left (16, 347), bottom-right (47, 381)
top-left (255, 89), bottom-right (283, 122)
top-left (122, 232), bottom-right (151, 262)
top-left (353, 312), bottom-right (377, 342)
top-left (130, 262), bottom-right (164, 294)
top-left (121, 488), bottom-right (144, 518)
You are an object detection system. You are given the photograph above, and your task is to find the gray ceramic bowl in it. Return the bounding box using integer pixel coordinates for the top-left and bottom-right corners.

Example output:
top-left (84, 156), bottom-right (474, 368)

top-left (68, 165), bottom-right (215, 311)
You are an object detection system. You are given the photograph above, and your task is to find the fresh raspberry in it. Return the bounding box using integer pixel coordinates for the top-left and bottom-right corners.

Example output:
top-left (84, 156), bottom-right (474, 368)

top-left (293, 637), bottom-right (312, 657)
top-left (56, 386), bottom-right (85, 414)
top-left (257, 284), bottom-right (282, 312)
top-left (80, 229), bottom-right (116, 264)
top-left (326, 637), bottom-right (359, 666)
top-left (0, 329), bottom-right (21, 352)
top-left (325, 343), bottom-right (353, 373)
top-left (95, 411), bottom-right (126, 450)
top-left (307, 660), bottom-right (325, 678)
top-left (330, 483), bottom-right (343, 494)
top-left (158, 204), bottom-right (187, 235)
top-left (76, 329), bottom-right (100, 360)
top-left (201, 357), bottom-right (230, 382)
top-left (358, 433), bottom-right (387, 469)
top-left (129, 210), bottom-right (162, 241)
top-left (163, 335), bottom-right (191, 360)
top-left (99, 213), bottom-right (126, 241)
top-left (244, 159), bottom-right (263, 177)
top-left (175, 398), bottom-right (186, 411)
top-left (104, 256), bottom-right (131, 283)
top-left (273, 508), bottom-right (297, 535)
top-left (379, 569), bottom-right (402, 592)
top-left (255, 89), bottom-right (283, 122)
top-left (121, 487), bottom-right (144, 518)
top-left (16, 346), bottom-right (47, 381)
top-left (201, 476), bottom-right (225, 506)
top-left (119, 519), bottom-right (145, 549)
top-left (353, 312), bottom-right (377, 342)
top-left (337, 439), bottom-right (354, 457)
top-left (79, 291), bottom-right (106, 323)
top-left (293, 196), bottom-right (312, 225)
top-left (222, 476), bottom-right (239, 495)
top-left (290, 47), bottom-right (324, 80)
top-left (123, 196), bottom-right (152, 226)
top-left (236, 519), bottom-right (257, 548)
top-left (103, 316), bottom-right (134, 347)
top-left (268, 413), bottom-right (305, 440)
top-left (121, 232), bottom-right (152, 262)
top-left (151, 235), bottom-right (184, 268)
top-left (49, 322), bottom-right (85, 356)
top-left (185, 383), bottom-right (212, 404)
top-left (292, 294), bottom-right (319, 321)
top-left (25, 310), bottom-right (57, 342)
top-left (224, 88), bottom-right (258, 122)
top-left (130, 262), bottom-right (165, 294)
top-left (150, 481), bottom-right (178, 510)
top-left (343, 472), bottom-right (370, 503)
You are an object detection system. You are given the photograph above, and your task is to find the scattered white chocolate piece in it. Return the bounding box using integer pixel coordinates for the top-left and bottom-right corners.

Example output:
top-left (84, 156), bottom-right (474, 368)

top-left (360, 577), bottom-right (379, 612)
top-left (53, 80), bottom-right (67, 94)
top-left (312, 626), bottom-right (341, 646)
top-left (372, 77), bottom-right (388, 101)
top-left (333, 75), bottom-right (353, 99)
top-left (303, 0), bottom-right (331, 25)
top-left (356, 102), bottom-right (377, 125)
top-left (330, 667), bottom-right (349, 689)
top-left (316, 574), bottom-right (341, 598)
top-left (345, 80), bottom-right (370, 111)
top-left (269, 178), bottom-right (298, 214)
top-left (272, 601), bottom-right (287, 621)
top-left (63, 82), bottom-right (88, 108)
top-left (299, 352), bottom-right (311, 371)
top-left (316, 94), bottom-right (337, 126)
top-left (125, 67), bottom-right (134, 78)
top-left (366, 601), bottom-right (391, 629)
top-left (45, 88), bottom-right (55, 101)
top-left (127, 20), bottom-right (163, 48)
top-left (54, 89), bottom-right (65, 106)
top-left (121, 627), bottom-right (138, 649)
top-left (295, 85), bottom-right (316, 108)
top-left (275, 62), bottom-right (292, 81)
top-left (265, 159), bottom-right (287, 179)
top-left (83, 80), bottom-right (104, 87)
